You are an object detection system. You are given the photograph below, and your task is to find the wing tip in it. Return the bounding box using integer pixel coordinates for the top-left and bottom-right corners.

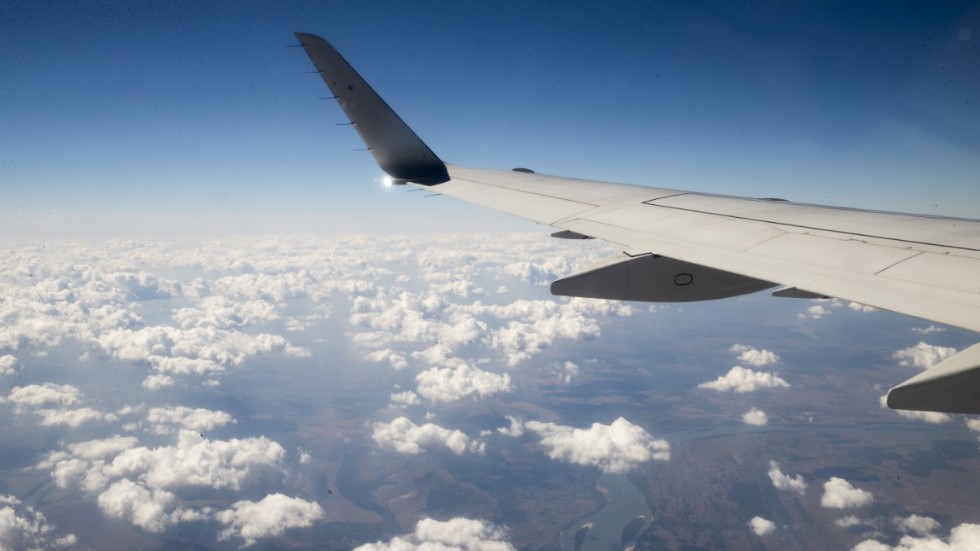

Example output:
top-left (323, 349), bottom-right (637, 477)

top-left (887, 342), bottom-right (980, 414)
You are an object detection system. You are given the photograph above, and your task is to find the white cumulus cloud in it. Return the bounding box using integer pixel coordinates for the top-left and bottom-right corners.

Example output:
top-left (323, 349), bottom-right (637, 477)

top-left (0, 494), bottom-right (76, 549)
top-left (0, 354), bottom-right (19, 375)
top-left (853, 523), bottom-right (980, 551)
top-left (372, 417), bottom-right (484, 455)
top-left (390, 391), bottom-right (421, 407)
top-left (142, 374), bottom-right (175, 389)
top-left (497, 416), bottom-right (524, 438)
top-left (551, 360), bottom-right (579, 384)
top-left (749, 516), bottom-right (776, 536)
top-left (5, 383), bottom-right (80, 408)
top-left (835, 515), bottom-right (869, 528)
top-left (821, 477), bottom-right (873, 509)
top-left (894, 514), bottom-right (940, 536)
top-left (893, 342), bottom-right (957, 370)
top-left (216, 493), bottom-right (324, 546)
top-left (416, 365), bottom-right (512, 403)
top-left (799, 304), bottom-right (830, 320)
top-left (34, 407), bottom-right (117, 427)
top-left (742, 408), bottom-right (768, 426)
top-left (730, 344), bottom-right (779, 366)
top-left (36, 430), bottom-right (287, 533)
top-left (353, 517), bottom-right (517, 551)
top-left (525, 417), bottom-right (669, 473)
top-left (698, 366), bottom-right (789, 393)
top-left (145, 406), bottom-right (235, 434)
top-left (97, 479), bottom-right (178, 533)
top-left (768, 461), bottom-right (806, 495)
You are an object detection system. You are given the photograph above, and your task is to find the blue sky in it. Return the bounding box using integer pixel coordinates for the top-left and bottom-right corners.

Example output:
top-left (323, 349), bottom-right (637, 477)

top-left (2, 1), bottom-right (979, 236)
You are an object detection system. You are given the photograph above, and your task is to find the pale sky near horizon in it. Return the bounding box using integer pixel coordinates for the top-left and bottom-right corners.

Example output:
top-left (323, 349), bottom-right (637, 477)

top-left (2, 1), bottom-right (979, 237)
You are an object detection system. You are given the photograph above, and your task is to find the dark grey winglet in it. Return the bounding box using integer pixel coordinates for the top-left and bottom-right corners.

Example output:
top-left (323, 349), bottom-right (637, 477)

top-left (294, 32), bottom-right (449, 185)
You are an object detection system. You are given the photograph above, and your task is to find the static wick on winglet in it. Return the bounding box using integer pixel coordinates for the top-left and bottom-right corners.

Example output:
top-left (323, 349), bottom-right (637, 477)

top-left (293, 31), bottom-right (450, 185)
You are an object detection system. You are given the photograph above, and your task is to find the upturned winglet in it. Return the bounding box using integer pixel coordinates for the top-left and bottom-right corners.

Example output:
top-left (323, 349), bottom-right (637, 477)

top-left (887, 343), bottom-right (980, 414)
top-left (294, 32), bottom-right (449, 185)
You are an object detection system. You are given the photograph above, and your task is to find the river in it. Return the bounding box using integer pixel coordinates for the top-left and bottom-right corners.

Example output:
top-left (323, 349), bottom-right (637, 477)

top-left (560, 471), bottom-right (653, 551)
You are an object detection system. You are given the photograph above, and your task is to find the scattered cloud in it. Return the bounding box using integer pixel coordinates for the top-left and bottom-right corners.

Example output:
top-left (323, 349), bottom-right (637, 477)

top-left (835, 515), bottom-right (870, 529)
top-left (353, 517), bottom-right (517, 551)
top-left (96, 324), bottom-right (310, 379)
top-left (730, 344), bottom-right (779, 366)
top-left (698, 366), bottom-right (789, 393)
top-left (96, 479), bottom-right (181, 532)
top-left (216, 494), bottom-right (324, 546)
top-left (144, 406), bottom-right (235, 434)
top-left (0, 354), bottom-right (19, 375)
top-left (912, 325), bottom-right (945, 335)
top-left (742, 408), bottom-right (769, 426)
top-left (749, 516), bottom-right (775, 536)
top-left (0, 494), bottom-right (76, 549)
top-left (768, 461), bottom-right (806, 495)
top-left (4, 383), bottom-right (117, 427)
top-left (893, 514), bottom-right (939, 536)
top-left (34, 407), bottom-right (118, 427)
top-left (0, 234), bottom-right (631, 546)
top-left (416, 365), bottom-right (512, 403)
top-left (848, 302), bottom-right (877, 313)
top-left (390, 391), bottom-right (420, 407)
top-left (372, 417), bottom-right (485, 455)
top-left (853, 523), bottom-right (980, 551)
top-left (142, 374), bottom-right (175, 389)
top-left (799, 304), bottom-right (830, 320)
top-left (5, 383), bottom-right (80, 408)
top-left (821, 477), bottom-right (873, 509)
top-left (497, 416), bottom-right (524, 438)
top-left (551, 360), bottom-right (579, 384)
top-left (525, 417), bottom-right (669, 473)
top-left (366, 348), bottom-right (409, 370)
top-left (36, 430), bottom-right (287, 533)
top-left (348, 269), bottom-right (630, 369)
top-left (893, 342), bottom-right (957, 370)
top-left (1, 233), bottom-right (963, 548)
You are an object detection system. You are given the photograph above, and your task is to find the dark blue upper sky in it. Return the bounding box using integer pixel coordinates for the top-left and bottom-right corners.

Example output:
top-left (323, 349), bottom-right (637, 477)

top-left (2, 1), bottom-right (978, 236)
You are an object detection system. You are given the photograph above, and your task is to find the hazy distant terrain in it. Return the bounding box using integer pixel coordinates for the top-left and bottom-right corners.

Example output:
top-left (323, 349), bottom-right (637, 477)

top-left (1, 233), bottom-right (978, 550)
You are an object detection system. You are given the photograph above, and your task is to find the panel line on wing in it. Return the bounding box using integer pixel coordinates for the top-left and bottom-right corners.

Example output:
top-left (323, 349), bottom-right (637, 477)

top-left (641, 202), bottom-right (980, 254)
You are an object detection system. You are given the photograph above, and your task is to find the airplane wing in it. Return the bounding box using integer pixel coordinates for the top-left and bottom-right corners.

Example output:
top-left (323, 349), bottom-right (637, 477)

top-left (294, 32), bottom-right (980, 414)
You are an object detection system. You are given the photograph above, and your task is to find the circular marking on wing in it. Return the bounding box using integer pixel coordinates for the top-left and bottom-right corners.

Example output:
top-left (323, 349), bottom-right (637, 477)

top-left (674, 273), bottom-right (694, 286)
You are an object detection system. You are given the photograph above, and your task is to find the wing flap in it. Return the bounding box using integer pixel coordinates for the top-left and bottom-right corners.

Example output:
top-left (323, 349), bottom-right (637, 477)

top-left (556, 216), bottom-right (980, 333)
top-left (551, 252), bottom-right (776, 302)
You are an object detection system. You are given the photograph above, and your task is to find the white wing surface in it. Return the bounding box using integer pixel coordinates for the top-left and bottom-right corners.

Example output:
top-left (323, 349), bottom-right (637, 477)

top-left (295, 33), bottom-right (980, 414)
